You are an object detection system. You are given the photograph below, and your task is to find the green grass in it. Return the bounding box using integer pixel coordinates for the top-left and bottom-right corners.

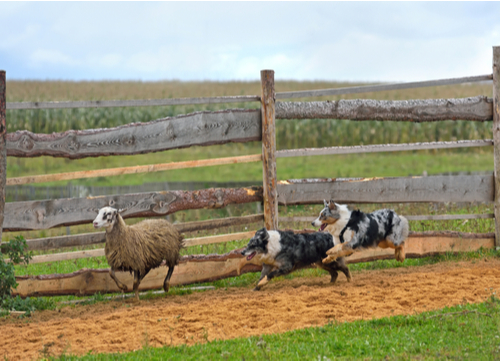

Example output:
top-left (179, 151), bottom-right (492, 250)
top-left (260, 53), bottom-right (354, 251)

top-left (48, 294), bottom-right (500, 360)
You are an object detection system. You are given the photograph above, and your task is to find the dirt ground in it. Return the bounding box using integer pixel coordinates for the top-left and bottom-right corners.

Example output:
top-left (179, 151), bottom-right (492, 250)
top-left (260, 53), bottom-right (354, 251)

top-left (1, 258), bottom-right (500, 360)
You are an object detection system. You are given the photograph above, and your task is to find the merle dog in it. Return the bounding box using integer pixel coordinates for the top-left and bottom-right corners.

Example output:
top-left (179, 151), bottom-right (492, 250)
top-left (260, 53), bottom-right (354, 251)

top-left (241, 228), bottom-right (351, 290)
top-left (322, 208), bottom-right (409, 264)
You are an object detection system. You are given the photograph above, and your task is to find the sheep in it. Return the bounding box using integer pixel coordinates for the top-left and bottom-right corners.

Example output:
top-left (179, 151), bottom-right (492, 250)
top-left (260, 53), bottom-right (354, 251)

top-left (93, 206), bottom-right (184, 301)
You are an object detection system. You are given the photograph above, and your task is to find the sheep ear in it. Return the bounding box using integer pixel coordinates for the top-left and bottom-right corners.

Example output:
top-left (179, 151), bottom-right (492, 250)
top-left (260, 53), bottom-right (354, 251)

top-left (117, 208), bottom-right (127, 214)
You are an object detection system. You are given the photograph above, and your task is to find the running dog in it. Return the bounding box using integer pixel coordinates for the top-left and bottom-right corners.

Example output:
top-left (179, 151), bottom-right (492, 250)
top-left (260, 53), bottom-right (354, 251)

top-left (321, 206), bottom-right (409, 264)
top-left (240, 228), bottom-right (351, 291)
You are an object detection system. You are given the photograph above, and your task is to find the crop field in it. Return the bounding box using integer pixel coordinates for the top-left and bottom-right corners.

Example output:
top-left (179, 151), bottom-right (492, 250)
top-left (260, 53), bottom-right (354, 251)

top-left (1, 80), bottom-right (499, 360)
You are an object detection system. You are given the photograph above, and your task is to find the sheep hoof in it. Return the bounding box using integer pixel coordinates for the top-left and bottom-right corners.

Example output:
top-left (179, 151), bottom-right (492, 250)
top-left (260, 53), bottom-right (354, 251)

top-left (163, 281), bottom-right (170, 293)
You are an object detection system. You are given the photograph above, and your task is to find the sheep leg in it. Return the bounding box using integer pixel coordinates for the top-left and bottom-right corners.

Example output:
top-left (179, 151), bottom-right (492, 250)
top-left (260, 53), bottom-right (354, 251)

top-left (132, 270), bottom-right (150, 302)
top-left (109, 269), bottom-right (128, 292)
top-left (133, 271), bottom-right (141, 302)
top-left (163, 266), bottom-right (175, 293)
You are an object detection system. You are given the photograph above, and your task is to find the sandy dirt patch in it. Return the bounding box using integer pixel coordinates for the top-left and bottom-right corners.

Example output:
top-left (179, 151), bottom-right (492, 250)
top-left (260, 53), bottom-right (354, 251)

top-left (1, 258), bottom-right (500, 360)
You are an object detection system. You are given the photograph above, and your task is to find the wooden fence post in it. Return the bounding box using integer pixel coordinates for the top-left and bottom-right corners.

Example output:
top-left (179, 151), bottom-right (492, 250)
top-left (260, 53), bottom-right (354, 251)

top-left (0, 71), bottom-right (6, 242)
top-left (260, 70), bottom-right (278, 230)
top-left (493, 47), bottom-right (500, 248)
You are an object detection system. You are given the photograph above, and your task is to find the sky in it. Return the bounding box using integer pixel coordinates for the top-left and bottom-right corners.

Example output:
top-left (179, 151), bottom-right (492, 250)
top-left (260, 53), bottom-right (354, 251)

top-left (1, 2), bottom-right (499, 83)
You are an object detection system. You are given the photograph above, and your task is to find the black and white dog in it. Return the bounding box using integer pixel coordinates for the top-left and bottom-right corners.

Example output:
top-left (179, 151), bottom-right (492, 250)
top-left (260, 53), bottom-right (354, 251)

top-left (241, 228), bottom-right (351, 290)
top-left (321, 206), bottom-right (409, 264)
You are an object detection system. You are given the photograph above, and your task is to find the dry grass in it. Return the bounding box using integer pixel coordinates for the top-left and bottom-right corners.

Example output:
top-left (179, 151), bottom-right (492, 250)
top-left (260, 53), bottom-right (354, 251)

top-left (6, 79), bottom-right (492, 102)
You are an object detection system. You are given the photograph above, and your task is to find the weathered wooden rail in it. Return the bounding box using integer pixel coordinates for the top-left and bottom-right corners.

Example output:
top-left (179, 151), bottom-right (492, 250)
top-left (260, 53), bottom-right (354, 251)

top-left (13, 231), bottom-right (494, 297)
top-left (1, 48), bottom-right (500, 297)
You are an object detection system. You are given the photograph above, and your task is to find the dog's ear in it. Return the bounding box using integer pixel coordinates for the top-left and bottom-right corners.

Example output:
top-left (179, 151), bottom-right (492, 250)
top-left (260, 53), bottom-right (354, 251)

top-left (323, 199), bottom-right (328, 207)
top-left (328, 201), bottom-right (337, 210)
top-left (257, 227), bottom-right (270, 241)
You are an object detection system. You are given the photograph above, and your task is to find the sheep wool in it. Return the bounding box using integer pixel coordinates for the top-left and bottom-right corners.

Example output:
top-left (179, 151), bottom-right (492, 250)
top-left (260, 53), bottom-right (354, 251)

top-left (105, 216), bottom-right (184, 275)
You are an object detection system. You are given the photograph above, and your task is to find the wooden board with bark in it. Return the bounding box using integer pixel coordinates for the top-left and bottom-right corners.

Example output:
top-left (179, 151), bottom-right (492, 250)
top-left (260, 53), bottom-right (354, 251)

top-left (13, 231), bottom-right (494, 297)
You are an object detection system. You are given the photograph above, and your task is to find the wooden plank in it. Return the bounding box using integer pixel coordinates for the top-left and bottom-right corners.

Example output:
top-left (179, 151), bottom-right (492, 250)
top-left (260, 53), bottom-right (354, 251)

top-left (7, 154), bottom-right (262, 186)
top-left (183, 231), bottom-right (255, 247)
top-left (493, 46), bottom-right (500, 248)
top-left (23, 232), bottom-right (105, 252)
top-left (2, 186), bottom-right (263, 231)
top-left (6, 74), bottom-right (491, 110)
top-left (175, 213), bottom-right (264, 233)
top-left (261, 70), bottom-right (278, 230)
top-left (276, 96), bottom-right (493, 122)
top-left (345, 232), bottom-right (494, 264)
top-left (11, 231), bottom-right (256, 264)
top-left (280, 214), bottom-right (494, 223)
top-left (276, 140), bottom-right (493, 158)
top-left (277, 175), bottom-right (494, 205)
top-left (22, 249), bottom-right (105, 264)
top-left (0, 71), bottom-right (5, 242)
top-left (7, 95), bottom-right (261, 110)
top-left (6, 109), bottom-right (261, 159)
top-left (12, 231), bottom-right (494, 297)
top-left (275, 74), bottom-right (493, 100)
top-left (404, 214), bottom-right (494, 221)
top-left (7, 214), bottom-right (264, 252)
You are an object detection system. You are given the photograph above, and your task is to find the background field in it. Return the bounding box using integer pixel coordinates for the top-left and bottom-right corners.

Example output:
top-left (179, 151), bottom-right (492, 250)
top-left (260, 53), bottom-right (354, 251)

top-left (3, 79), bottom-right (496, 240)
top-left (2, 80), bottom-right (500, 360)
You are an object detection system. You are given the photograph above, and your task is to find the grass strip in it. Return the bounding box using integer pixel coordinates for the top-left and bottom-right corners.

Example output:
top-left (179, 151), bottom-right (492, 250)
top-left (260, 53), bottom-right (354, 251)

top-left (49, 293), bottom-right (500, 360)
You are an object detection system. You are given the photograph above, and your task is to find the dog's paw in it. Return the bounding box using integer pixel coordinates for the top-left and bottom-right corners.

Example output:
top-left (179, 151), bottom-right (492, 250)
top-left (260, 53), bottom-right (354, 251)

top-left (322, 255), bottom-right (337, 264)
top-left (395, 248), bottom-right (406, 263)
top-left (326, 244), bottom-right (342, 255)
top-left (257, 276), bottom-right (269, 287)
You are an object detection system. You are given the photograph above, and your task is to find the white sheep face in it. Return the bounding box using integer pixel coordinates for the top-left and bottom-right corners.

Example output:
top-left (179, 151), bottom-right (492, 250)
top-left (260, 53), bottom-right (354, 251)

top-left (93, 207), bottom-right (118, 229)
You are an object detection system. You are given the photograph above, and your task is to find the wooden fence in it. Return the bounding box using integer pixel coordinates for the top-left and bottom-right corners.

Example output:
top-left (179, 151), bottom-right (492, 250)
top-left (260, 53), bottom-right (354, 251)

top-left (2, 46), bottom-right (500, 297)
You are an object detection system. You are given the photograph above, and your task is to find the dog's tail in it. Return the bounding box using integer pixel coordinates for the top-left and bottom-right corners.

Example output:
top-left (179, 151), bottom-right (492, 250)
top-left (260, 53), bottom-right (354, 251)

top-left (399, 215), bottom-right (410, 241)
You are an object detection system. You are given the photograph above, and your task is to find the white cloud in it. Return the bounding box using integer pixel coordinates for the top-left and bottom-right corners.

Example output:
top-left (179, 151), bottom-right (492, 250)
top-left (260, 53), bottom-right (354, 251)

top-left (29, 49), bottom-right (80, 68)
top-left (1, 2), bottom-right (499, 81)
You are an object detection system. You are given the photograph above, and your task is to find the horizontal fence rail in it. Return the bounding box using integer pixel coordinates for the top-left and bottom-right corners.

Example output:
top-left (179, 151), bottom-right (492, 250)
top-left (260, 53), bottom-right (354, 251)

top-left (8, 231), bottom-right (257, 265)
top-left (280, 213), bottom-right (495, 224)
top-left (6, 181), bottom-right (258, 202)
top-left (6, 109), bottom-right (261, 159)
top-left (2, 175), bottom-right (493, 231)
top-left (7, 75), bottom-right (492, 110)
top-left (5, 97), bottom-right (493, 160)
top-left (275, 74), bottom-right (493, 100)
top-left (275, 96), bottom-right (493, 122)
top-left (3, 214), bottom-right (265, 252)
top-left (12, 231), bottom-right (495, 297)
top-left (277, 175), bottom-right (494, 205)
top-left (7, 140), bottom-right (492, 186)
top-left (7, 95), bottom-right (261, 110)
top-left (7, 154), bottom-right (263, 186)
top-left (276, 140), bottom-right (493, 158)
top-left (2, 186), bottom-right (264, 231)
